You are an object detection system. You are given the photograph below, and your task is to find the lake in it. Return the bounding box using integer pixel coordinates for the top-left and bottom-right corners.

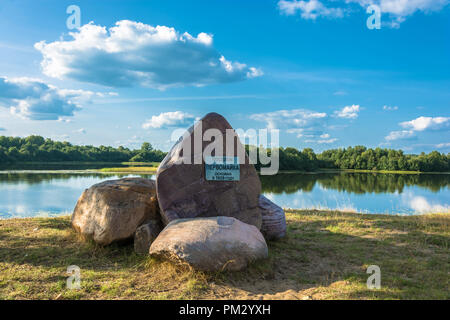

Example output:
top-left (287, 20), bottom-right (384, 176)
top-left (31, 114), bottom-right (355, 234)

top-left (0, 170), bottom-right (448, 218)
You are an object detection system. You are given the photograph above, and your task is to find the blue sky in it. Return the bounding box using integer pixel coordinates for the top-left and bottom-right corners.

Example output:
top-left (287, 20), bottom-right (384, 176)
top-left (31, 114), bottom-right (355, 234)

top-left (0, 0), bottom-right (449, 153)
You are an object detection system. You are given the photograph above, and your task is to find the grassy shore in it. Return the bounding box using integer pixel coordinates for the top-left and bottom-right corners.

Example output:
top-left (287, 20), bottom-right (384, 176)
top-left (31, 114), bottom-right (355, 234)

top-left (94, 162), bottom-right (159, 173)
top-left (96, 166), bottom-right (158, 174)
top-left (2, 162), bottom-right (448, 175)
top-left (96, 167), bottom-right (435, 175)
top-left (0, 210), bottom-right (448, 300)
top-left (111, 167), bottom-right (445, 175)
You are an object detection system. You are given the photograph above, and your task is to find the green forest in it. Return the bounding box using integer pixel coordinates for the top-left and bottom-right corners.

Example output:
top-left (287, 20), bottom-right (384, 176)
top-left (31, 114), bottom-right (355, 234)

top-left (0, 136), bottom-right (166, 163)
top-left (0, 135), bottom-right (449, 172)
top-left (249, 145), bottom-right (449, 172)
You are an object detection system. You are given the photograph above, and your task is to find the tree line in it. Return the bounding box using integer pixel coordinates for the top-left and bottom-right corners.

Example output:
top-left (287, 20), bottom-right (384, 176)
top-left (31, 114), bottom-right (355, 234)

top-left (0, 136), bottom-right (166, 163)
top-left (250, 145), bottom-right (449, 172)
top-left (0, 135), bottom-right (448, 172)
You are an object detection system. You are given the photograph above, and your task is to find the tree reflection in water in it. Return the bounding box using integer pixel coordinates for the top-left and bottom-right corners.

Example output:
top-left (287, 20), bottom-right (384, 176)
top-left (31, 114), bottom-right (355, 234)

top-left (260, 172), bottom-right (449, 194)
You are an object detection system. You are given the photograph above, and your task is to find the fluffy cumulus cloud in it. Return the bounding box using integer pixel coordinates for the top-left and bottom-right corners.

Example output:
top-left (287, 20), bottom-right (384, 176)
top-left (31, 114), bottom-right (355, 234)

top-left (35, 20), bottom-right (262, 89)
top-left (400, 116), bottom-right (449, 131)
top-left (278, 0), bottom-right (449, 26)
top-left (333, 104), bottom-right (360, 119)
top-left (0, 76), bottom-right (105, 120)
top-left (142, 111), bottom-right (195, 129)
top-left (385, 116), bottom-right (450, 141)
top-left (278, 0), bottom-right (344, 19)
top-left (353, 0), bottom-right (449, 27)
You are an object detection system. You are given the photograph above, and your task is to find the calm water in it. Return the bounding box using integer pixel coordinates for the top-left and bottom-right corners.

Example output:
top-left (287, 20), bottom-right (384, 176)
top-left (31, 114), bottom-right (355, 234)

top-left (0, 171), bottom-right (448, 218)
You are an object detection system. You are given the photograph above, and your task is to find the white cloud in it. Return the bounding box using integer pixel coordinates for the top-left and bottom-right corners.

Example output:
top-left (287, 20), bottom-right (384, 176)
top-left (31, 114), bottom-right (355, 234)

top-left (357, 0), bottom-right (450, 27)
top-left (318, 138), bottom-right (338, 143)
top-left (385, 116), bottom-right (449, 141)
top-left (286, 128), bottom-right (306, 138)
top-left (35, 20), bottom-right (262, 89)
top-left (400, 116), bottom-right (450, 131)
top-left (75, 128), bottom-right (86, 134)
top-left (142, 111), bottom-right (195, 129)
top-left (50, 134), bottom-right (70, 141)
top-left (334, 104), bottom-right (360, 119)
top-left (250, 108), bottom-right (327, 130)
top-left (306, 137), bottom-right (338, 143)
top-left (251, 108), bottom-right (351, 145)
top-left (436, 142), bottom-right (450, 148)
top-left (114, 135), bottom-right (145, 148)
top-left (305, 133), bottom-right (338, 143)
top-left (279, 0), bottom-right (449, 27)
top-left (383, 105), bottom-right (398, 111)
top-left (57, 118), bottom-right (73, 123)
top-left (385, 130), bottom-right (415, 141)
top-left (0, 76), bottom-right (101, 120)
top-left (251, 108), bottom-right (335, 144)
top-left (278, 0), bottom-right (345, 19)
top-left (350, 0), bottom-right (448, 17)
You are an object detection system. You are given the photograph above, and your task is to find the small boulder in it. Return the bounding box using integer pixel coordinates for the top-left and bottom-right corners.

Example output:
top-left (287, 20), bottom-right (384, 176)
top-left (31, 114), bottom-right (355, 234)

top-left (72, 178), bottom-right (159, 245)
top-left (150, 216), bottom-right (268, 271)
top-left (134, 219), bottom-right (163, 254)
top-left (259, 195), bottom-right (286, 240)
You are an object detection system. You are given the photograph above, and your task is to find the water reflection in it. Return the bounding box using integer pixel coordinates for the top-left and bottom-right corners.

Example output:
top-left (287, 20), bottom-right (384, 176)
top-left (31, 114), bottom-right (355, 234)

top-left (0, 172), bottom-right (153, 185)
top-left (260, 172), bottom-right (449, 194)
top-left (0, 171), bottom-right (448, 217)
top-left (261, 172), bottom-right (449, 215)
top-left (0, 173), bottom-right (153, 218)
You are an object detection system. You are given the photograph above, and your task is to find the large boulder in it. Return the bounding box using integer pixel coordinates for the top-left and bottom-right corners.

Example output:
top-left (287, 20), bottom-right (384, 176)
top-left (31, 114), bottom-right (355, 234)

top-left (150, 216), bottom-right (268, 271)
top-left (259, 195), bottom-right (286, 240)
top-left (156, 112), bottom-right (262, 229)
top-left (72, 178), bottom-right (159, 245)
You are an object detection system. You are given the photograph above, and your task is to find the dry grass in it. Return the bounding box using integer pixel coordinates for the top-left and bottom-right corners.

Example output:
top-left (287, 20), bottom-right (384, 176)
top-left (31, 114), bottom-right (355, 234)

top-left (0, 210), bottom-right (448, 300)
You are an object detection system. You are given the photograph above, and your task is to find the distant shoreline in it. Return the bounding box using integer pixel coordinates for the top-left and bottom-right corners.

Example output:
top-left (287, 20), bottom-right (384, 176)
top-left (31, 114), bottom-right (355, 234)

top-left (1, 162), bottom-right (449, 175)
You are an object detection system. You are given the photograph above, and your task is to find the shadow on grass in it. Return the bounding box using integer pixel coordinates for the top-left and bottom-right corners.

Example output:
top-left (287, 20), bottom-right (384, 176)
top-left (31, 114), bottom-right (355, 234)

top-left (37, 217), bottom-right (72, 230)
top-left (218, 215), bottom-right (449, 299)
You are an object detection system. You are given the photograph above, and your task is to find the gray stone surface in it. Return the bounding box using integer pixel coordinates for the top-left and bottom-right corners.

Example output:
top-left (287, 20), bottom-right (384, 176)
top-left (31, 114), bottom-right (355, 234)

top-left (134, 219), bottom-right (163, 254)
top-left (259, 195), bottom-right (286, 240)
top-left (156, 112), bottom-right (262, 229)
top-left (150, 216), bottom-right (268, 271)
top-left (72, 178), bottom-right (159, 245)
